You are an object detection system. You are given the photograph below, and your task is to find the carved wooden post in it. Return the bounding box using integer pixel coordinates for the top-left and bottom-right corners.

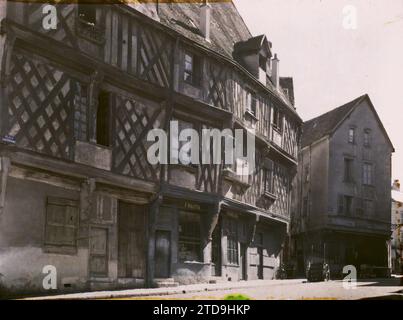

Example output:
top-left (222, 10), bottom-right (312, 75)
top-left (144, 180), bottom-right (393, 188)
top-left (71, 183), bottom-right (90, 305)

top-left (0, 11), bottom-right (16, 138)
top-left (202, 200), bottom-right (222, 264)
top-left (0, 157), bottom-right (10, 221)
top-left (88, 70), bottom-right (104, 143)
top-left (146, 194), bottom-right (162, 288)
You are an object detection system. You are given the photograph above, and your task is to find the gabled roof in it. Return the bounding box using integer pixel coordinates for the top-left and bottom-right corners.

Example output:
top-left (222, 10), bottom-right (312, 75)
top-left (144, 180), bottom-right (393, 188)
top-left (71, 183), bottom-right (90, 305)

top-left (233, 34), bottom-right (271, 56)
top-left (301, 94), bottom-right (395, 151)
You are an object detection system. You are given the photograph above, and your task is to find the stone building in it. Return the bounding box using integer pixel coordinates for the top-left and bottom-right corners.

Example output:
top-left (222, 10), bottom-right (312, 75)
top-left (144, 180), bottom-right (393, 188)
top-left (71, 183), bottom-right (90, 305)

top-left (291, 94), bottom-right (394, 277)
top-left (391, 180), bottom-right (403, 274)
top-left (0, 1), bottom-right (301, 295)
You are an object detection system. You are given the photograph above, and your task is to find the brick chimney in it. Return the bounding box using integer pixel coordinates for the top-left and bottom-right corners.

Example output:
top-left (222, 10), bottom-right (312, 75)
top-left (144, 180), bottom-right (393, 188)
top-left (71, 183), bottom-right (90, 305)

top-left (271, 53), bottom-right (280, 88)
top-left (200, 1), bottom-right (211, 42)
top-left (392, 179), bottom-right (401, 191)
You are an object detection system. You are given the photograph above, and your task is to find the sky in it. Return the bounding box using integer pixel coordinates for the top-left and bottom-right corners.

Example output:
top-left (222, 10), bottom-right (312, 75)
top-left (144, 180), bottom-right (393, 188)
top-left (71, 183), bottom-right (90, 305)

top-left (233, 0), bottom-right (403, 183)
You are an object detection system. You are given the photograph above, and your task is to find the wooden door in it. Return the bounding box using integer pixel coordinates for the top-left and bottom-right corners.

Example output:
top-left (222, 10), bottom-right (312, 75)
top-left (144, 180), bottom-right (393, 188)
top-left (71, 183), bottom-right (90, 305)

top-left (154, 231), bottom-right (171, 278)
top-left (89, 227), bottom-right (108, 277)
top-left (257, 247), bottom-right (264, 279)
top-left (240, 243), bottom-right (247, 280)
top-left (118, 202), bottom-right (147, 278)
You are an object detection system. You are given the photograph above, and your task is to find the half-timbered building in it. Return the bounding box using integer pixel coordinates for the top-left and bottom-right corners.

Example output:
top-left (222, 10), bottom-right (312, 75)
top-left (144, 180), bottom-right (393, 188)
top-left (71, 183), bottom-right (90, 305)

top-left (0, 1), bottom-right (301, 295)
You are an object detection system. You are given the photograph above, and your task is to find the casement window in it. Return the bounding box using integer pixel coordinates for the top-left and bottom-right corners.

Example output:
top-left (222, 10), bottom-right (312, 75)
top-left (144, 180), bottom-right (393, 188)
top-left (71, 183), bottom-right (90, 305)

top-left (338, 195), bottom-right (353, 216)
top-left (184, 52), bottom-right (202, 86)
top-left (227, 218), bottom-right (239, 265)
top-left (96, 91), bottom-right (110, 147)
top-left (178, 211), bottom-right (201, 262)
top-left (246, 90), bottom-right (257, 116)
top-left (45, 197), bottom-right (79, 252)
top-left (264, 160), bottom-right (274, 194)
top-left (364, 129), bottom-right (371, 147)
top-left (272, 106), bottom-right (283, 131)
top-left (74, 84), bottom-right (88, 141)
top-left (171, 118), bottom-right (195, 165)
top-left (78, 4), bottom-right (97, 25)
top-left (363, 163), bottom-right (373, 185)
top-left (344, 158), bottom-right (354, 182)
top-left (348, 128), bottom-right (355, 144)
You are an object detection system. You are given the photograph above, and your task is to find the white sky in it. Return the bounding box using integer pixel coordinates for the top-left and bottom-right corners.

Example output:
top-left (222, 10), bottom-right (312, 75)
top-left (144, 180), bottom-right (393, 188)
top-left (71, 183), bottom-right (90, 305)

top-left (234, 0), bottom-right (403, 183)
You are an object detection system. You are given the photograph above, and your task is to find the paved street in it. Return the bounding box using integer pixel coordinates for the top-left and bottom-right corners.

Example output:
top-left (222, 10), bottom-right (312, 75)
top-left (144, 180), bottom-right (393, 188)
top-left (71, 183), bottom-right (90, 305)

top-left (119, 278), bottom-right (403, 300)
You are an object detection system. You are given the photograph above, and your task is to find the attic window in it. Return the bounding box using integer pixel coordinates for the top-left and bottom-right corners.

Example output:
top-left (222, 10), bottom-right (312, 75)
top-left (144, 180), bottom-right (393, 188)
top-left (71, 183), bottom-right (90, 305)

top-left (259, 55), bottom-right (267, 72)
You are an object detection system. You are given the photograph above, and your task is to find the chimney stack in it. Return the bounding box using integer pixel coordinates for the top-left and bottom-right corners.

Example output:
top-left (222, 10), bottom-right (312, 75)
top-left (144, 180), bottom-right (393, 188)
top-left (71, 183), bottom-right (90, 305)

top-left (393, 179), bottom-right (401, 191)
top-left (271, 54), bottom-right (280, 89)
top-left (200, 1), bottom-right (211, 42)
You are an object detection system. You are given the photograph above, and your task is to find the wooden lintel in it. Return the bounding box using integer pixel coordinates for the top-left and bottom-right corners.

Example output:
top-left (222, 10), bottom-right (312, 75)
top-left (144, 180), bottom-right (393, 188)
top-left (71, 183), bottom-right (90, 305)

top-left (1, 146), bottom-right (157, 195)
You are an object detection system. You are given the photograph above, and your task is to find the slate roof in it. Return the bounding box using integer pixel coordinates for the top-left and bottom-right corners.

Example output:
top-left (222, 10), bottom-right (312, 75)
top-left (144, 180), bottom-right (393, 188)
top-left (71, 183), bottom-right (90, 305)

top-left (156, 2), bottom-right (298, 115)
top-left (158, 2), bottom-right (252, 59)
top-left (301, 95), bottom-right (366, 148)
top-left (233, 34), bottom-right (270, 55)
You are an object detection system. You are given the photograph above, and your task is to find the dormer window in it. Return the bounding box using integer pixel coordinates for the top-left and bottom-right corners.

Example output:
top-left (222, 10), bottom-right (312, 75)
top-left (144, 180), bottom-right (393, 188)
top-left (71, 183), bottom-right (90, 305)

top-left (259, 55), bottom-right (267, 72)
top-left (184, 52), bottom-right (202, 86)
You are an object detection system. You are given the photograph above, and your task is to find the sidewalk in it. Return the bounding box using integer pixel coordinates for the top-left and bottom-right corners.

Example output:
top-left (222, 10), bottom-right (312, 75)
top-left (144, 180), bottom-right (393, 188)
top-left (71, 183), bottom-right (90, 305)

top-left (25, 279), bottom-right (305, 300)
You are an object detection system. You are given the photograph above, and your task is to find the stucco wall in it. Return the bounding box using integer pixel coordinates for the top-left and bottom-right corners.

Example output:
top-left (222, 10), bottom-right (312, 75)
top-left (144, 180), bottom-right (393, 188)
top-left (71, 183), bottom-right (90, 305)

top-left (0, 177), bottom-right (88, 295)
top-left (328, 100), bottom-right (393, 232)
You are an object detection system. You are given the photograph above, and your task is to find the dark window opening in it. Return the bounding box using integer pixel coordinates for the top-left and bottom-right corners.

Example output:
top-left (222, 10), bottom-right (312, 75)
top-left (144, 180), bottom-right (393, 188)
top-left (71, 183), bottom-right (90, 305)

top-left (246, 91), bottom-right (257, 116)
top-left (178, 211), bottom-right (201, 262)
top-left (338, 195), bottom-right (353, 216)
top-left (259, 55), bottom-right (267, 71)
top-left (78, 4), bottom-right (97, 25)
top-left (272, 106), bottom-right (282, 131)
top-left (344, 158), bottom-right (354, 183)
top-left (364, 129), bottom-right (371, 147)
top-left (227, 218), bottom-right (239, 265)
top-left (184, 52), bottom-right (202, 86)
top-left (96, 91), bottom-right (110, 147)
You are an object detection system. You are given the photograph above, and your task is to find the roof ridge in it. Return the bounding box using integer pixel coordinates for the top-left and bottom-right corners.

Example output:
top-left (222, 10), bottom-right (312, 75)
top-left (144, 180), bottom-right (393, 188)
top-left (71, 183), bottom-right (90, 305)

top-left (305, 94), bottom-right (367, 125)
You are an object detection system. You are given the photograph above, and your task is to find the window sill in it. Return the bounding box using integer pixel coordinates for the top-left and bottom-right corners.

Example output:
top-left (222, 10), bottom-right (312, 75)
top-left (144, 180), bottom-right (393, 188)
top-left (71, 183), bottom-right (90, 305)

top-left (43, 245), bottom-right (77, 255)
top-left (183, 79), bottom-right (202, 89)
top-left (222, 168), bottom-right (251, 189)
top-left (263, 191), bottom-right (277, 201)
top-left (169, 163), bottom-right (198, 173)
top-left (180, 261), bottom-right (208, 265)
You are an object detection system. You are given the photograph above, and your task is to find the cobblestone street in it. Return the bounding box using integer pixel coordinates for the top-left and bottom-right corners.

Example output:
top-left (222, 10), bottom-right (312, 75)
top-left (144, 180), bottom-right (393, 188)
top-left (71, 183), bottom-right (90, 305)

top-left (131, 278), bottom-right (403, 300)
